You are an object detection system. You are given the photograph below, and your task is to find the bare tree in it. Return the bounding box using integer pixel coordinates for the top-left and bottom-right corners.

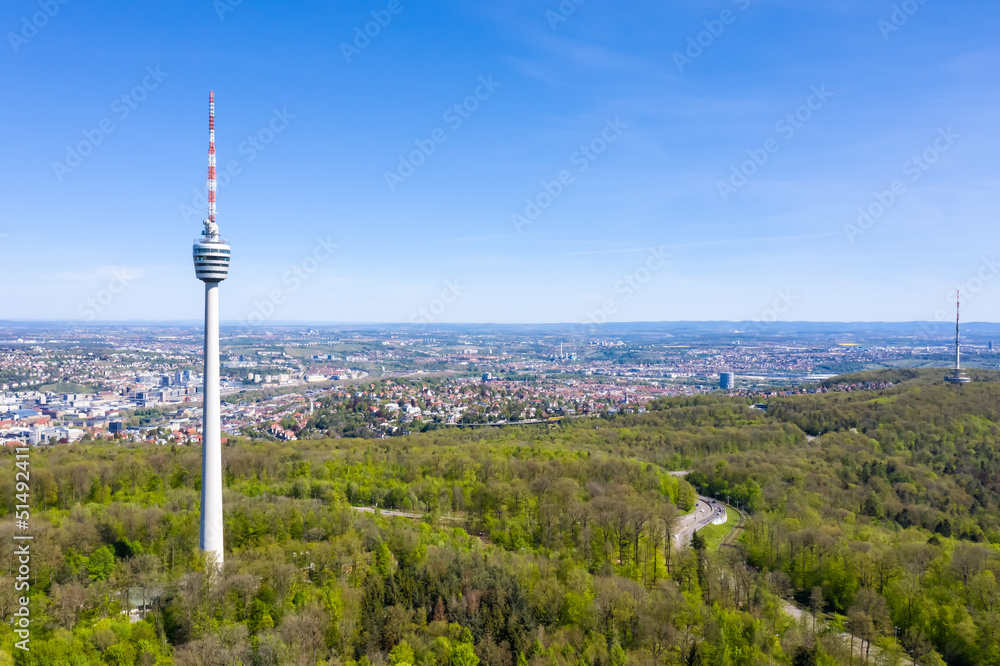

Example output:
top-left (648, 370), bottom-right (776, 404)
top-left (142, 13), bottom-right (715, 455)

top-left (639, 583), bottom-right (682, 661)
top-left (591, 494), bottom-right (617, 566)
top-left (280, 604), bottom-right (330, 665)
top-left (648, 516), bottom-right (664, 585)
top-left (952, 543), bottom-right (989, 602)
top-left (0, 576), bottom-right (20, 623)
top-left (227, 573), bottom-right (259, 621)
top-left (254, 631), bottom-right (290, 666)
top-left (848, 588), bottom-right (891, 664)
top-left (50, 582), bottom-right (87, 629)
top-left (809, 586), bottom-right (824, 635)
top-left (129, 553), bottom-right (161, 620)
top-left (142, 506), bottom-right (164, 549)
top-left (872, 547), bottom-right (899, 595)
top-left (628, 504), bottom-right (650, 571)
top-left (70, 464), bottom-right (91, 501)
top-left (900, 542), bottom-right (935, 585)
top-left (663, 502), bottom-right (680, 574)
top-left (174, 634), bottom-right (227, 666)
top-left (176, 570), bottom-right (206, 642)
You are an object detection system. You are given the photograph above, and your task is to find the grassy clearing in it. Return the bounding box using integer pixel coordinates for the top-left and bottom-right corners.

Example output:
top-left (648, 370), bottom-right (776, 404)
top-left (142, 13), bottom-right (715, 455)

top-left (697, 504), bottom-right (738, 551)
top-left (38, 382), bottom-right (96, 393)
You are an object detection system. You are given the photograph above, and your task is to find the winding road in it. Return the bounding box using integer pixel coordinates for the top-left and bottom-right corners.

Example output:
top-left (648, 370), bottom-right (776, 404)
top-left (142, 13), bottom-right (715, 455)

top-left (352, 471), bottom-right (731, 549)
top-left (352, 506), bottom-right (422, 519)
top-left (673, 494), bottom-right (728, 547)
top-left (667, 470), bottom-right (737, 548)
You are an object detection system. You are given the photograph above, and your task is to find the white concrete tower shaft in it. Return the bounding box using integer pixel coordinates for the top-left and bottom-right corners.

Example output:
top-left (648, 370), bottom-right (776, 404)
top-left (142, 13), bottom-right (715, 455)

top-left (193, 90), bottom-right (230, 568)
top-left (201, 281), bottom-right (223, 566)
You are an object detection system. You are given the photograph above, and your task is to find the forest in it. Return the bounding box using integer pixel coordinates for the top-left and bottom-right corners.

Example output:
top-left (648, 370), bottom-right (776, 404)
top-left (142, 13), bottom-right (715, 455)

top-left (0, 369), bottom-right (999, 665)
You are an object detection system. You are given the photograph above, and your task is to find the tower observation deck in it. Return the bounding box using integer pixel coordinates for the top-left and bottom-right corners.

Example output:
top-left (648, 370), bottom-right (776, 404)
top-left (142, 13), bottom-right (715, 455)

top-left (193, 236), bottom-right (231, 282)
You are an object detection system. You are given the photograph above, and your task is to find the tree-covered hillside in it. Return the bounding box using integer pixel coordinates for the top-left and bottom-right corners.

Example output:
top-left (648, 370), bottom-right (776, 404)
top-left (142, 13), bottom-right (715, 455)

top-left (1, 371), bottom-right (1000, 664)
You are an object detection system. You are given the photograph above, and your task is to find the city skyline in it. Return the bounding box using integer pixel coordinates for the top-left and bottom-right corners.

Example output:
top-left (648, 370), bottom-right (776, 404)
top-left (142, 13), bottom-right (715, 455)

top-left (2, 0), bottom-right (999, 323)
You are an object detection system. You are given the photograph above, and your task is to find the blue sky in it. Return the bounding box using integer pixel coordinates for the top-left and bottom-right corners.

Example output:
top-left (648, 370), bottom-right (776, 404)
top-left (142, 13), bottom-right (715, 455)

top-left (1, 0), bottom-right (999, 324)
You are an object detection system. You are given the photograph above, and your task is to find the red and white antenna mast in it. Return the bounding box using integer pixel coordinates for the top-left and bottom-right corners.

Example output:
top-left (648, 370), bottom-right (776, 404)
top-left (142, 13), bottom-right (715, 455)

top-left (205, 90), bottom-right (218, 237)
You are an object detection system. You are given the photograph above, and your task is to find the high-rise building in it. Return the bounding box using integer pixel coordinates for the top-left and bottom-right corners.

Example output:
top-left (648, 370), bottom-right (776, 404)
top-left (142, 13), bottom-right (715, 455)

top-left (720, 372), bottom-right (735, 390)
top-left (193, 91), bottom-right (231, 568)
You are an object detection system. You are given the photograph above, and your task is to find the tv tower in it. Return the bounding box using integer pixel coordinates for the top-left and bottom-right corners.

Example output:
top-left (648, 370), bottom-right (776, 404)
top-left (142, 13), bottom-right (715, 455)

top-left (193, 91), bottom-right (231, 567)
top-left (945, 290), bottom-right (970, 384)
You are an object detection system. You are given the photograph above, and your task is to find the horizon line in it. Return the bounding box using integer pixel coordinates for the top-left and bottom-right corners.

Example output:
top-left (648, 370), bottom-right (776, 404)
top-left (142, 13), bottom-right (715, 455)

top-left (1, 319), bottom-right (999, 327)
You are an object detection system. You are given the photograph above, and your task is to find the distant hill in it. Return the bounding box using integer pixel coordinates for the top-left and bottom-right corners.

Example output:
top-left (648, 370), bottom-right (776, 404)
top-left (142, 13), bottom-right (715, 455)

top-left (821, 367), bottom-right (1000, 388)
